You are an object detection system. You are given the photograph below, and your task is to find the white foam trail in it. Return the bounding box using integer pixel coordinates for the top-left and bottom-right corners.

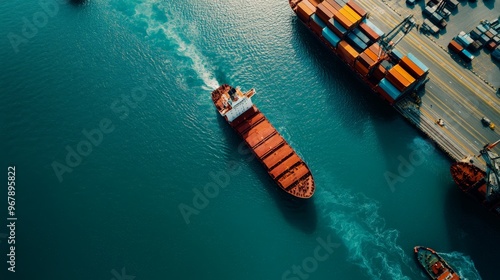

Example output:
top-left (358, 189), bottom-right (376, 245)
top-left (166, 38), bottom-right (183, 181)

top-left (127, 0), bottom-right (219, 90)
top-left (318, 188), bottom-right (414, 280)
top-left (439, 252), bottom-right (482, 280)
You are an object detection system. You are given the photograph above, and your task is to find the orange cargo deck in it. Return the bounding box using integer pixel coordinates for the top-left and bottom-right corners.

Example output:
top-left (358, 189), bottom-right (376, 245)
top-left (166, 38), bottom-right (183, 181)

top-left (228, 105), bottom-right (315, 199)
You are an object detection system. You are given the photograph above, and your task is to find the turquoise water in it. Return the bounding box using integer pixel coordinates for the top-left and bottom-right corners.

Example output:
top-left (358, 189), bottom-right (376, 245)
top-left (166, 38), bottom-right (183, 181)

top-left (1, 0), bottom-right (499, 279)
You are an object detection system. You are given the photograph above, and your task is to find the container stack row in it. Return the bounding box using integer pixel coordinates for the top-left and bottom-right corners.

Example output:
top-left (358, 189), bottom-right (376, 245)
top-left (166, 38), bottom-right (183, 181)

top-left (448, 19), bottom-right (500, 63)
top-left (294, 0), bottom-right (429, 105)
top-left (376, 53), bottom-right (429, 104)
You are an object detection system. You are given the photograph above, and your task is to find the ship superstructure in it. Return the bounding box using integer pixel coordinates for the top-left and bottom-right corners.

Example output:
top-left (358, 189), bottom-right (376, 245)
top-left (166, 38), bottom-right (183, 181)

top-left (414, 246), bottom-right (461, 280)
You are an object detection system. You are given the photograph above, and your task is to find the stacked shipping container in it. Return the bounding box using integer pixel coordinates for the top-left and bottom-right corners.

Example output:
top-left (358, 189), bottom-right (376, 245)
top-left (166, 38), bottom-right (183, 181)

top-left (293, 0), bottom-right (429, 105)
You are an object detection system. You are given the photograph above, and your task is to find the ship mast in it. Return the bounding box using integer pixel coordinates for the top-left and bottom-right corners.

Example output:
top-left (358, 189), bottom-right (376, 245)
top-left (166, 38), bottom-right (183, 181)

top-left (479, 139), bottom-right (500, 199)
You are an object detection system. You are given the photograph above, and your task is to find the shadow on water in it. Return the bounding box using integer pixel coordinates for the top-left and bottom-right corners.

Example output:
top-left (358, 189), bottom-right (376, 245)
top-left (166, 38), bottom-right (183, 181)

top-left (68, 0), bottom-right (87, 5)
top-left (290, 19), bottom-right (400, 133)
top-left (444, 184), bottom-right (500, 279)
top-left (290, 19), bottom-right (433, 177)
top-left (215, 108), bottom-right (318, 234)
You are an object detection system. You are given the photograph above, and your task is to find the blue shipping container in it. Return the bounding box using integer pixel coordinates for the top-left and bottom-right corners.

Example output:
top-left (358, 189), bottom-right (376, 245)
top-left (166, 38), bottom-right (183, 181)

top-left (363, 19), bottom-right (385, 37)
top-left (379, 78), bottom-right (402, 100)
top-left (347, 32), bottom-right (367, 52)
top-left (456, 35), bottom-right (470, 47)
top-left (311, 14), bottom-right (326, 29)
top-left (322, 27), bottom-right (341, 48)
top-left (352, 28), bottom-right (371, 45)
top-left (477, 25), bottom-right (487, 34)
top-left (461, 49), bottom-right (474, 61)
top-left (407, 53), bottom-right (429, 73)
top-left (329, 18), bottom-right (347, 37)
top-left (391, 49), bottom-right (404, 61)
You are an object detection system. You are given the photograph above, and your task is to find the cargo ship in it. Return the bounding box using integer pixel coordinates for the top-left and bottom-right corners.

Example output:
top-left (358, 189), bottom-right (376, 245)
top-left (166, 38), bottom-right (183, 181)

top-left (211, 84), bottom-right (315, 199)
top-left (288, 0), bottom-right (430, 105)
top-left (414, 246), bottom-right (461, 280)
top-left (450, 140), bottom-right (500, 216)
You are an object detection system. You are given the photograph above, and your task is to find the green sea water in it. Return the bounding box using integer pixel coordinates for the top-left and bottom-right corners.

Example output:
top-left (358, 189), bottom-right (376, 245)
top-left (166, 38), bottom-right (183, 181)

top-left (1, 0), bottom-right (499, 279)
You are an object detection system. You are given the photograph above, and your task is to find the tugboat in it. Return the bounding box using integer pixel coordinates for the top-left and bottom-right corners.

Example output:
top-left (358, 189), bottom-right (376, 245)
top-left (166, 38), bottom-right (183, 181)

top-left (211, 84), bottom-right (315, 199)
top-left (414, 246), bottom-right (461, 280)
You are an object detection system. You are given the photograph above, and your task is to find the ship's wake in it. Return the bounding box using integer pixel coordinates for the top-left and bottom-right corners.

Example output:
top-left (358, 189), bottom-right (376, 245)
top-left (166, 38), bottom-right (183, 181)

top-left (318, 188), bottom-right (415, 280)
top-left (111, 0), bottom-right (219, 92)
top-left (438, 251), bottom-right (482, 280)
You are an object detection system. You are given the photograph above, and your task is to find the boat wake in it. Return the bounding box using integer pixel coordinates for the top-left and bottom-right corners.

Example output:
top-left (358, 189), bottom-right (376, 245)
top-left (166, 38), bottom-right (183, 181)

top-left (318, 187), bottom-right (415, 280)
top-left (111, 0), bottom-right (219, 92)
top-left (438, 251), bottom-right (482, 280)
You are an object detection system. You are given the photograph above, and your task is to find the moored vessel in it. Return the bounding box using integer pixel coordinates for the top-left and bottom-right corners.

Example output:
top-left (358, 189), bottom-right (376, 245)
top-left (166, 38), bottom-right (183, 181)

top-left (288, 0), bottom-right (429, 105)
top-left (450, 140), bottom-right (500, 216)
top-left (414, 246), bottom-right (461, 280)
top-left (211, 84), bottom-right (315, 199)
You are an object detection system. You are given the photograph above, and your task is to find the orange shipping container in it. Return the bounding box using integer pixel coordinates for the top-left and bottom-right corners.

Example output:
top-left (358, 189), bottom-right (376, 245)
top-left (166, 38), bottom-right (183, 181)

top-left (337, 41), bottom-right (359, 66)
top-left (339, 7), bottom-right (358, 25)
top-left (302, 0), bottom-right (317, 11)
top-left (400, 56), bottom-right (425, 78)
top-left (325, 0), bottom-right (342, 11)
top-left (316, 3), bottom-right (335, 23)
top-left (369, 43), bottom-right (384, 58)
top-left (334, 11), bottom-right (354, 29)
top-left (347, 0), bottom-right (367, 18)
top-left (296, 2), bottom-right (315, 22)
top-left (321, 0), bottom-right (339, 14)
top-left (364, 48), bottom-right (379, 62)
top-left (308, 0), bottom-right (322, 7)
top-left (387, 67), bottom-right (412, 92)
top-left (393, 64), bottom-right (415, 84)
top-left (342, 5), bottom-right (362, 23)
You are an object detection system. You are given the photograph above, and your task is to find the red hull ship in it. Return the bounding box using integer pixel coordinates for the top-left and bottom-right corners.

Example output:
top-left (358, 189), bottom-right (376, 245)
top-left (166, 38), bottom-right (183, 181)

top-left (211, 84), bottom-right (315, 199)
top-left (450, 140), bottom-right (500, 216)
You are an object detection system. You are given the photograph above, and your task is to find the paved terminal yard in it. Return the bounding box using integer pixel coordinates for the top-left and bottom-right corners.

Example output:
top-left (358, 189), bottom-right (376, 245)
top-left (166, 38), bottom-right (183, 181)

top-left (355, 0), bottom-right (500, 168)
top-left (388, 0), bottom-right (500, 88)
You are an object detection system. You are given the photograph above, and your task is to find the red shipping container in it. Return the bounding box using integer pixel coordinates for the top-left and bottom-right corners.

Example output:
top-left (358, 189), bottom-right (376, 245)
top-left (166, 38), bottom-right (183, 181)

top-left (316, 3), bottom-right (335, 23)
top-left (448, 39), bottom-right (463, 54)
top-left (347, 0), bottom-right (367, 18)
top-left (325, 0), bottom-right (342, 11)
top-left (359, 22), bottom-right (380, 41)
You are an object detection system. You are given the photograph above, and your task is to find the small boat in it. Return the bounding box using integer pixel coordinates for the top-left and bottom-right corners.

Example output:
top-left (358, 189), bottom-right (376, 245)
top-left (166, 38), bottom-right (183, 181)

top-left (414, 246), bottom-right (461, 280)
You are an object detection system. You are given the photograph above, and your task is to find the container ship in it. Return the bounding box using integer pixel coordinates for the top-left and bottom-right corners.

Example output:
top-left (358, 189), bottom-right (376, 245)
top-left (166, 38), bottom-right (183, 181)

top-left (211, 84), bottom-right (315, 199)
top-left (450, 140), bottom-right (500, 216)
top-left (414, 246), bottom-right (461, 280)
top-left (288, 0), bottom-right (430, 105)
